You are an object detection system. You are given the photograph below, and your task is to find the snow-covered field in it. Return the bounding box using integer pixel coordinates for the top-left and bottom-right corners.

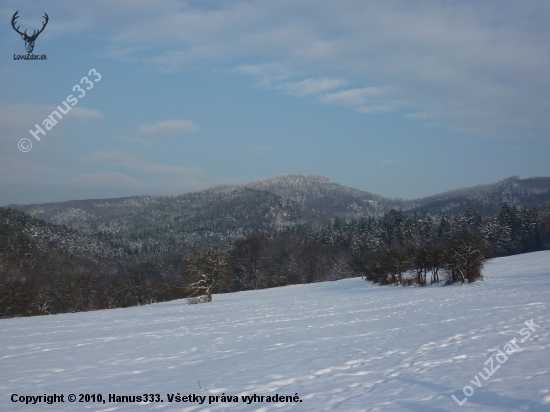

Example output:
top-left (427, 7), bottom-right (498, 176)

top-left (1, 251), bottom-right (549, 411)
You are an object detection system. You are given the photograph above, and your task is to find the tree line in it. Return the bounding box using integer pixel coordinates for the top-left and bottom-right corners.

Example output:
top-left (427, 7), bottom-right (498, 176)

top-left (1, 202), bottom-right (549, 317)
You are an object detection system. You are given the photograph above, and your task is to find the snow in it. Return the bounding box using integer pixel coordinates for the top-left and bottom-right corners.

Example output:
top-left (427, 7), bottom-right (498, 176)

top-left (1, 251), bottom-right (549, 411)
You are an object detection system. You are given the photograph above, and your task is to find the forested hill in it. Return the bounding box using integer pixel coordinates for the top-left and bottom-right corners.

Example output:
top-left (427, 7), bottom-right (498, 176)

top-left (6, 195), bottom-right (165, 228)
top-left (6, 188), bottom-right (334, 253)
top-left (0, 207), bottom-right (124, 259)
top-left (2, 176), bottom-right (550, 318)
top-left (8, 175), bottom-right (409, 224)
top-left (243, 175), bottom-right (550, 218)
top-left (10, 175), bottom-right (550, 225)
top-left (411, 176), bottom-right (550, 217)
top-left (242, 174), bottom-right (414, 219)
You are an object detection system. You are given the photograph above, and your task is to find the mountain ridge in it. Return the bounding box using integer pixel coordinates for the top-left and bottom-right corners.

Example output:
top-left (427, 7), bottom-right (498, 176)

top-left (6, 174), bottom-right (550, 227)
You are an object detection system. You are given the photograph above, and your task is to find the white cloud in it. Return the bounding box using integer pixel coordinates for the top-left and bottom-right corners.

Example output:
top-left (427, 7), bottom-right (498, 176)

top-left (69, 172), bottom-right (144, 188)
top-left (0, 104), bottom-right (40, 127)
top-left (319, 87), bottom-right (392, 107)
top-left (137, 119), bottom-right (199, 136)
top-left (0, 103), bottom-right (102, 126)
top-left (381, 159), bottom-right (398, 165)
top-left (69, 107), bottom-right (103, 119)
top-left (0, 155), bottom-right (53, 173)
top-left (356, 105), bottom-right (395, 114)
top-left (11, 0), bottom-right (550, 137)
top-left (282, 77), bottom-right (348, 96)
top-left (233, 63), bottom-right (291, 87)
top-left (0, 103), bottom-right (103, 153)
top-left (69, 171), bottom-right (205, 193)
top-left (85, 152), bottom-right (202, 175)
top-left (77, 153), bottom-right (206, 192)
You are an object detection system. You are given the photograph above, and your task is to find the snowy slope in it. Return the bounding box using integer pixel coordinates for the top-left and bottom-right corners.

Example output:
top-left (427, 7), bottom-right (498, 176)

top-left (1, 251), bottom-right (549, 411)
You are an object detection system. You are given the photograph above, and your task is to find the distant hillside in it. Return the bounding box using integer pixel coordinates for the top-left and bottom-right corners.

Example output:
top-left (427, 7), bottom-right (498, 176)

top-left (9, 187), bottom-right (334, 253)
top-left (242, 175), bottom-right (413, 219)
top-left (412, 176), bottom-right (550, 217)
top-left (0, 207), bottom-right (124, 259)
top-left (8, 175), bottom-right (550, 254)
top-left (11, 175), bottom-right (410, 224)
top-left (7, 195), bottom-right (164, 227)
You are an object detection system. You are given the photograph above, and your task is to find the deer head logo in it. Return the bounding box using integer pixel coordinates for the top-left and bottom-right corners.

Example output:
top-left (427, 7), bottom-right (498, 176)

top-left (11, 11), bottom-right (49, 54)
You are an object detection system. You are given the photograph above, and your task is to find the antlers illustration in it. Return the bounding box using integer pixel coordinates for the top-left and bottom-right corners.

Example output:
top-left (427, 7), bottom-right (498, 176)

top-left (12, 11), bottom-right (49, 53)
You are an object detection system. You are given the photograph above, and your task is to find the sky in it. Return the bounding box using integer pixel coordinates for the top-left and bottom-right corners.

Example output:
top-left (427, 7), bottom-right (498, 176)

top-left (1, 0), bottom-right (549, 206)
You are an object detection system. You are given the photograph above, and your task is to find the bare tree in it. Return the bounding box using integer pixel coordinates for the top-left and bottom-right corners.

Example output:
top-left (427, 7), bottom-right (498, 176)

top-left (410, 245), bottom-right (429, 286)
top-left (185, 247), bottom-right (230, 302)
top-left (386, 245), bottom-right (410, 285)
top-left (230, 231), bottom-right (267, 290)
top-left (446, 229), bottom-right (487, 283)
top-left (428, 241), bottom-right (445, 283)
